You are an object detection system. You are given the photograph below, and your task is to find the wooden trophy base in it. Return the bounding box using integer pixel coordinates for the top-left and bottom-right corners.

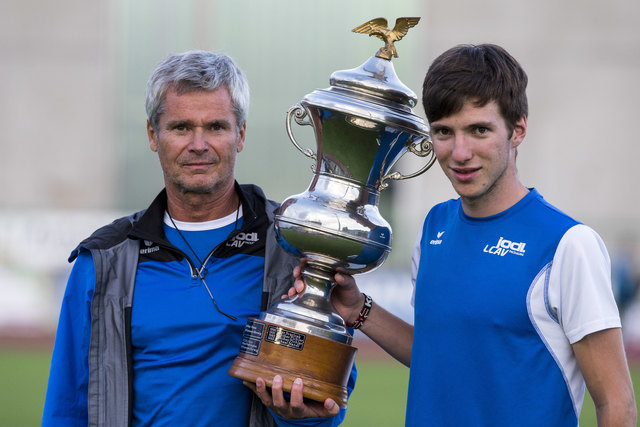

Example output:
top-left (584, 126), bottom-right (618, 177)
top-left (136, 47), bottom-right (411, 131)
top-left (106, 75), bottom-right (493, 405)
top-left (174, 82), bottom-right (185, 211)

top-left (228, 318), bottom-right (357, 408)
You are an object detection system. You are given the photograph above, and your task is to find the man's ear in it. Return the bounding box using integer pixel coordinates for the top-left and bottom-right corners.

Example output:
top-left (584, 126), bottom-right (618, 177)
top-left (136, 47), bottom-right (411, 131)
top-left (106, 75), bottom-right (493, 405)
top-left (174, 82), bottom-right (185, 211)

top-left (147, 120), bottom-right (158, 152)
top-left (236, 122), bottom-right (246, 153)
top-left (511, 116), bottom-right (527, 148)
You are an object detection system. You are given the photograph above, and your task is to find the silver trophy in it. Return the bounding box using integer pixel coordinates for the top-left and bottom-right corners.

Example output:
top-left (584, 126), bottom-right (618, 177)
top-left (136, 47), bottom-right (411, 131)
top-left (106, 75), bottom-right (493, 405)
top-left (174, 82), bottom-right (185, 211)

top-left (229, 17), bottom-right (435, 407)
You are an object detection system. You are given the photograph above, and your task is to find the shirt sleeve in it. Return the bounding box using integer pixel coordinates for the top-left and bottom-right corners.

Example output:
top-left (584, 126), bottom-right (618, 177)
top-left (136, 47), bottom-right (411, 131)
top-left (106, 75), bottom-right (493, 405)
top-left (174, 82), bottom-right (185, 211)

top-left (410, 220), bottom-right (425, 308)
top-left (547, 224), bottom-right (621, 344)
top-left (270, 361), bottom-right (357, 426)
top-left (42, 250), bottom-right (95, 427)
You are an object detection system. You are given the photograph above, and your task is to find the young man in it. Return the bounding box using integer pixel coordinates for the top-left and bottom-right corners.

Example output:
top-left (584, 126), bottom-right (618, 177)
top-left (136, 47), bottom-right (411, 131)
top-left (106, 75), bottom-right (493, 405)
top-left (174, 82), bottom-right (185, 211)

top-left (292, 44), bottom-right (636, 425)
top-left (42, 50), bottom-right (354, 426)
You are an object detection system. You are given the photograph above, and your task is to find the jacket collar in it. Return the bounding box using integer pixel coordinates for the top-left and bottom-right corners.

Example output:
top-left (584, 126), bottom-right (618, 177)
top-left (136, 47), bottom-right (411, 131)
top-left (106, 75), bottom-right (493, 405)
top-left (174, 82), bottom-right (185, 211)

top-left (129, 182), bottom-right (268, 244)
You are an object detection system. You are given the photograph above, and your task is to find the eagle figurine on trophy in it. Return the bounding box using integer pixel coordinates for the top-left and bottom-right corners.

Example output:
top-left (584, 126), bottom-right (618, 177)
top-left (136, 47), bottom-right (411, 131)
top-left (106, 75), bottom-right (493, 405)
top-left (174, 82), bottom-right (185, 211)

top-left (352, 17), bottom-right (420, 60)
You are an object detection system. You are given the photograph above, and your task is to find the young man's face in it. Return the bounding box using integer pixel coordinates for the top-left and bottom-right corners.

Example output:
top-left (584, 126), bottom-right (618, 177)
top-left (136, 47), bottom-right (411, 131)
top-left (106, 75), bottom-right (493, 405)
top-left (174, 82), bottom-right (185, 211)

top-left (429, 100), bottom-right (526, 216)
top-left (147, 86), bottom-right (245, 199)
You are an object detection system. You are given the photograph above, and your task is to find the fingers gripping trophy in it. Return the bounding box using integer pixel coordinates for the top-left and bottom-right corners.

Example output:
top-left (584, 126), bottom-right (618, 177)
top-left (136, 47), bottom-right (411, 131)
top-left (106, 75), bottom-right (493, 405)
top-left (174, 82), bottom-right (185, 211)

top-left (229, 17), bottom-right (435, 407)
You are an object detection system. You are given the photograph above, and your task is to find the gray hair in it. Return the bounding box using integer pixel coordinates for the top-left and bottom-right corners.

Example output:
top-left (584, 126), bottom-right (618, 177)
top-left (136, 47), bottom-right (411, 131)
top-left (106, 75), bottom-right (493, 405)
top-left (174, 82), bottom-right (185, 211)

top-left (145, 50), bottom-right (250, 132)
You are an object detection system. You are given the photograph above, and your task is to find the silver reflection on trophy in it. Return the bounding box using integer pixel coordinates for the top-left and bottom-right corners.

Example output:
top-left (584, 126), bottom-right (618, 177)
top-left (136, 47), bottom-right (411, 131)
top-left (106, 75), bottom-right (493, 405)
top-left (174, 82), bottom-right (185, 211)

top-left (228, 17), bottom-right (436, 407)
top-left (269, 17), bottom-right (436, 346)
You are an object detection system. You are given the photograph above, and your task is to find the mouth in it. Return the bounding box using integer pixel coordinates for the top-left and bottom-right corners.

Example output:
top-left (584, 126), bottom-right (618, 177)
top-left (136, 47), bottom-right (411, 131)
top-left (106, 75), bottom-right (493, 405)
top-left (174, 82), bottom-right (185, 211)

top-left (451, 166), bottom-right (480, 182)
top-left (181, 158), bottom-right (216, 167)
top-left (181, 161), bottom-right (216, 174)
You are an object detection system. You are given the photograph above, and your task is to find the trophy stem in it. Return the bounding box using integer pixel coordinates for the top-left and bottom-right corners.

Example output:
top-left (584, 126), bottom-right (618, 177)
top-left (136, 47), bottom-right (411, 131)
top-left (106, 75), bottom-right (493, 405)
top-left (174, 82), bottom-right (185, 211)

top-left (297, 266), bottom-right (338, 309)
top-left (263, 265), bottom-right (351, 344)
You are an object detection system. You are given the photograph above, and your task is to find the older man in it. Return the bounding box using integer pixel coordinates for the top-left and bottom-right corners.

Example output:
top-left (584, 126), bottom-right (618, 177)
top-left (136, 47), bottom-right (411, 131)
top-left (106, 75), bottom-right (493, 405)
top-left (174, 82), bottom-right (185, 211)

top-left (43, 50), bottom-right (354, 426)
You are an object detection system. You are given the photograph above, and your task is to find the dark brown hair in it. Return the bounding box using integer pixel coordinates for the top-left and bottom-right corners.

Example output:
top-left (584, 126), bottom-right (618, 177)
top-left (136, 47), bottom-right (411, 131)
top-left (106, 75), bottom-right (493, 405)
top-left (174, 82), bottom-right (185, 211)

top-left (422, 44), bottom-right (528, 132)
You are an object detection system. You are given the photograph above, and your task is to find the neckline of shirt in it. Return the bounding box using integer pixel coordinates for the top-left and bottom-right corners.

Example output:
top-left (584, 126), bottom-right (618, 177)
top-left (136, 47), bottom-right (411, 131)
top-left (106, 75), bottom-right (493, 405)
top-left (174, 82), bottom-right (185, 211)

top-left (163, 206), bottom-right (243, 231)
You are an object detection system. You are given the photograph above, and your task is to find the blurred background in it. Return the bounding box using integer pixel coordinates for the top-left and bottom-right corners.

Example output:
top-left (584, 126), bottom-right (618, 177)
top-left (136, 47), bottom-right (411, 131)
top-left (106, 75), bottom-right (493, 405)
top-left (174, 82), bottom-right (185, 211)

top-left (1, 0), bottom-right (639, 425)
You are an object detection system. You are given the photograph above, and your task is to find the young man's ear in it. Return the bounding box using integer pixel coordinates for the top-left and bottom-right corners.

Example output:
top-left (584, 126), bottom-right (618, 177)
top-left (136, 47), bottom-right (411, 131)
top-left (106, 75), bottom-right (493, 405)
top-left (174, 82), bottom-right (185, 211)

top-left (511, 116), bottom-right (527, 148)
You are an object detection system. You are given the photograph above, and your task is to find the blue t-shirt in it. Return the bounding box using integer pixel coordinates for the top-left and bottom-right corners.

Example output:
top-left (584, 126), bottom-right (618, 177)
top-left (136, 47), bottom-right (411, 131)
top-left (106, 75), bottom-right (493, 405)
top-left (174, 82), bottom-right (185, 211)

top-left (130, 212), bottom-right (263, 426)
top-left (406, 189), bottom-right (620, 426)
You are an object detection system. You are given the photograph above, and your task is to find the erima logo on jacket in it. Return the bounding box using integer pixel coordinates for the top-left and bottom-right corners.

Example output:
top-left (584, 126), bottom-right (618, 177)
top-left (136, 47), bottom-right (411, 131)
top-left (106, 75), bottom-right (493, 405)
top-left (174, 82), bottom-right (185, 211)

top-left (140, 240), bottom-right (160, 255)
top-left (227, 232), bottom-right (259, 248)
top-left (483, 236), bottom-right (527, 257)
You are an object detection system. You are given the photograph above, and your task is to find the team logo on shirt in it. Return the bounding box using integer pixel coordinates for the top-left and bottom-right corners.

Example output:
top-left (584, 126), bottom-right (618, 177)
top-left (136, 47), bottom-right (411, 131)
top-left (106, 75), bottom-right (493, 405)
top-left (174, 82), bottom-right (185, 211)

top-left (430, 231), bottom-right (445, 245)
top-left (483, 236), bottom-right (527, 257)
top-left (227, 232), bottom-right (259, 248)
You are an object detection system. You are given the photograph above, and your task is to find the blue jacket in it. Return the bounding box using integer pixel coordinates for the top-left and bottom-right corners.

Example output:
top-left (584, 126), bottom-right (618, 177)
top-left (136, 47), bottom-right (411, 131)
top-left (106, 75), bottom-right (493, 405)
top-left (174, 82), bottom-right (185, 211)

top-left (42, 184), bottom-right (355, 426)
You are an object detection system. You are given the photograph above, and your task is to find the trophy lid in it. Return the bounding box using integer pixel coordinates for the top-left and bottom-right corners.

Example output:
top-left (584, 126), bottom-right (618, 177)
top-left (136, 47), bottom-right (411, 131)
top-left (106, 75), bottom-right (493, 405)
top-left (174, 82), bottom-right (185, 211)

top-left (329, 55), bottom-right (417, 109)
top-left (300, 17), bottom-right (426, 135)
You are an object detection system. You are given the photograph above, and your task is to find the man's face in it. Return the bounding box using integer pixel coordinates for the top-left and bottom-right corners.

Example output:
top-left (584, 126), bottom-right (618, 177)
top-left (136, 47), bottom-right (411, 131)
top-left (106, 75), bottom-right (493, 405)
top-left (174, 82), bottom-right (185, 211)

top-left (147, 86), bottom-right (245, 198)
top-left (429, 100), bottom-right (526, 215)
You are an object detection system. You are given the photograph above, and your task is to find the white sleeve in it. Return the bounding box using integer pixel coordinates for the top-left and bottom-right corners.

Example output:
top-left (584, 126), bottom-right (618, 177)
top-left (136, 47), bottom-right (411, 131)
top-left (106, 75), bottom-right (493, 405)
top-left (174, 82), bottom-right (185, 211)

top-left (410, 220), bottom-right (424, 308)
top-left (547, 224), bottom-right (621, 344)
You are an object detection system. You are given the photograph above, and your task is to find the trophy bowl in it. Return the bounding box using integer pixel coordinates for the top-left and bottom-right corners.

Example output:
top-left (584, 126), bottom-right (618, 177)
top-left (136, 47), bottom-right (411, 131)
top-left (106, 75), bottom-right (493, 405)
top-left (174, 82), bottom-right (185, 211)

top-left (229, 17), bottom-right (435, 408)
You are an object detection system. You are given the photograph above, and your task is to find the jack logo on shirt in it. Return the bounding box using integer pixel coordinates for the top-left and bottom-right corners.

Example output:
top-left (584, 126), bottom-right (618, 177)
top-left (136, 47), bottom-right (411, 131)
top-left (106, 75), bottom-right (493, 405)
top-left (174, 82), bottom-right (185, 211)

top-left (483, 236), bottom-right (526, 257)
top-left (227, 232), bottom-right (259, 248)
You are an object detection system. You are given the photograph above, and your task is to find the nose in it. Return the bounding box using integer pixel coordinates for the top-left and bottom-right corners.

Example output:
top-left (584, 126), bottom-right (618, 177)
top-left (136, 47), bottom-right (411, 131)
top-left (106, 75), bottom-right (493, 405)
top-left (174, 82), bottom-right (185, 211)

top-left (189, 127), bottom-right (208, 151)
top-left (451, 135), bottom-right (472, 163)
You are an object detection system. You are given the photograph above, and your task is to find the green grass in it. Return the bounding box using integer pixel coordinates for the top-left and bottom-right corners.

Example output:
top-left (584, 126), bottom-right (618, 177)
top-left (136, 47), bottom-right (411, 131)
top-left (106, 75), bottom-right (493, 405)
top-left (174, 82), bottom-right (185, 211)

top-left (343, 359), bottom-right (410, 426)
top-left (0, 350), bottom-right (51, 426)
top-left (1, 350), bottom-right (638, 426)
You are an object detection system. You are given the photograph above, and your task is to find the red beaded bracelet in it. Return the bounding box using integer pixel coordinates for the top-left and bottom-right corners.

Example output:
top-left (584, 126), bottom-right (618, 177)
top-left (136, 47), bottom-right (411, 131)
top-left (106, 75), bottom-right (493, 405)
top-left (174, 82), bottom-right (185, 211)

top-left (350, 293), bottom-right (372, 329)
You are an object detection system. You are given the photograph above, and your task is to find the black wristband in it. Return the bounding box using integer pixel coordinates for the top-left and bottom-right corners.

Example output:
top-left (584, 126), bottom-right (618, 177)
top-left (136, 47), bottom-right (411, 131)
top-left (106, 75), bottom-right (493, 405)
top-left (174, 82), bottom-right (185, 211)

top-left (350, 293), bottom-right (372, 329)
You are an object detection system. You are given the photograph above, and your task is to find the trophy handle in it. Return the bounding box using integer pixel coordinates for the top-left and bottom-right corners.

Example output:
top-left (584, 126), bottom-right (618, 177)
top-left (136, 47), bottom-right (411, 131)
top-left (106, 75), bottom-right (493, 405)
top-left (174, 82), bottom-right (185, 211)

top-left (286, 105), bottom-right (317, 160)
top-left (379, 137), bottom-right (437, 190)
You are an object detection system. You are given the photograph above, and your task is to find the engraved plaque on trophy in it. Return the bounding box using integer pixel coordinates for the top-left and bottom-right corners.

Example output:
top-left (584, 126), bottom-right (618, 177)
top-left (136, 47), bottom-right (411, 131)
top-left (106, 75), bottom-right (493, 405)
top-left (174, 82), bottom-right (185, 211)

top-left (229, 17), bottom-right (435, 407)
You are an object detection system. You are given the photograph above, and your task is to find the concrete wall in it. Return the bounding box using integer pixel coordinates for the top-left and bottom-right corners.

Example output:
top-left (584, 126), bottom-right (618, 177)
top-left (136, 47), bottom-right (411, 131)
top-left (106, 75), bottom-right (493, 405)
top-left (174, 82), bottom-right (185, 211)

top-left (0, 0), bottom-right (117, 208)
top-left (1, 0), bottom-right (639, 331)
